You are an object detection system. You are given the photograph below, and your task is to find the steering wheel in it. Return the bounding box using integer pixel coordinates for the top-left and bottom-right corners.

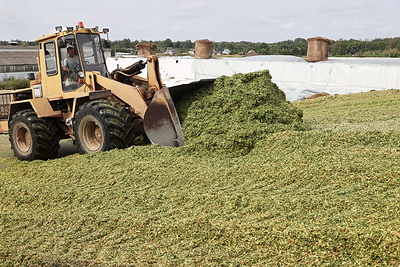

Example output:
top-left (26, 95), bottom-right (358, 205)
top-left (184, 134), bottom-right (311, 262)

top-left (72, 63), bottom-right (82, 72)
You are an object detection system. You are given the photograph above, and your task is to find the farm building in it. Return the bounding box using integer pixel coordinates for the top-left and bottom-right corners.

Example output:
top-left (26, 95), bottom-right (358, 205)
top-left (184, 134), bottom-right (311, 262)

top-left (164, 47), bottom-right (177, 55)
top-left (221, 49), bottom-right (230, 55)
top-left (0, 46), bottom-right (38, 79)
top-left (0, 46), bottom-right (38, 73)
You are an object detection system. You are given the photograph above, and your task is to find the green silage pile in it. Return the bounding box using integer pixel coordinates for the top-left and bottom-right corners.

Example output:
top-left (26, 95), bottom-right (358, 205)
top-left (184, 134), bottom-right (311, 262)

top-left (1, 88), bottom-right (400, 266)
top-left (176, 70), bottom-right (305, 155)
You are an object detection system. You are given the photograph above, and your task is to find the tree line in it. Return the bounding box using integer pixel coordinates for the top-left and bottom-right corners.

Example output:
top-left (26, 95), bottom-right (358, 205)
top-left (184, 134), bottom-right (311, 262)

top-left (110, 37), bottom-right (400, 57)
top-left (111, 38), bottom-right (308, 56)
top-left (2, 37), bottom-right (400, 57)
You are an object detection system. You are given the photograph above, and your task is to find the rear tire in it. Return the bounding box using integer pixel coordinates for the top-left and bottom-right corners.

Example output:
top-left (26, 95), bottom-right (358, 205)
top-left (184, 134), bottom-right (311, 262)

top-left (9, 109), bottom-right (60, 161)
top-left (74, 100), bottom-right (126, 154)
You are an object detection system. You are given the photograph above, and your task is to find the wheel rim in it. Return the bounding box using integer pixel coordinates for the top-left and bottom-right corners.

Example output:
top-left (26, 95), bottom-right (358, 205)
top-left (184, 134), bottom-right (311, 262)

top-left (14, 122), bottom-right (32, 154)
top-left (81, 115), bottom-right (104, 152)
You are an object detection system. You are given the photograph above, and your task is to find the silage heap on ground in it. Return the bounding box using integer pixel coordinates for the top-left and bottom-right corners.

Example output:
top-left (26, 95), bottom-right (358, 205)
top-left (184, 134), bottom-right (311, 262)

top-left (1, 89), bottom-right (400, 265)
top-left (176, 70), bottom-right (305, 156)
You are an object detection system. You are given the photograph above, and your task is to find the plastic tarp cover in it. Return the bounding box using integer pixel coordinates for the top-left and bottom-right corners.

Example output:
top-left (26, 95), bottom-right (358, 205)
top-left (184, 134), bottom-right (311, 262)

top-left (106, 55), bottom-right (400, 100)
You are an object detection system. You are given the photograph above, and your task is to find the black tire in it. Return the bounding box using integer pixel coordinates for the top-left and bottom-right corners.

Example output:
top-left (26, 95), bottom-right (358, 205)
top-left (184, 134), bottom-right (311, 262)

top-left (9, 109), bottom-right (60, 161)
top-left (124, 112), bottom-right (146, 147)
top-left (74, 100), bottom-right (126, 154)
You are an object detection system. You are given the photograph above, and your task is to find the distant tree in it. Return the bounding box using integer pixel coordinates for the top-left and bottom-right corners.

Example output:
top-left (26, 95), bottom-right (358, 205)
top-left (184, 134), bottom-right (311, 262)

top-left (164, 38), bottom-right (173, 47)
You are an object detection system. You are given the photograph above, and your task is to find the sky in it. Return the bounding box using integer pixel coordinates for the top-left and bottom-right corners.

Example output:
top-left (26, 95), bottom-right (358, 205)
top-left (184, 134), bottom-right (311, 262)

top-left (0, 0), bottom-right (399, 43)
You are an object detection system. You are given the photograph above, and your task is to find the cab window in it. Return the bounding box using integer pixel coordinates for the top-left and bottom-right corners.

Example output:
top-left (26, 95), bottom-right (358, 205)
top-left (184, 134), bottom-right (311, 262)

top-left (77, 33), bottom-right (107, 76)
top-left (59, 34), bottom-right (82, 91)
top-left (44, 41), bottom-right (57, 76)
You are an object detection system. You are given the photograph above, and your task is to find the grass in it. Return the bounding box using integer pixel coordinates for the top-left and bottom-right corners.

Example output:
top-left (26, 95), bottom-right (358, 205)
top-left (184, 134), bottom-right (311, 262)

top-left (0, 77), bottom-right (30, 90)
top-left (1, 84), bottom-right (400, 265)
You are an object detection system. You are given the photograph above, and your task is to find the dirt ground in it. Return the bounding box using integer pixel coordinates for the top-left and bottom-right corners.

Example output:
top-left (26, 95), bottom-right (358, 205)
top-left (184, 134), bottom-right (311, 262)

top-left (0, 134), bottom-right (78, 159)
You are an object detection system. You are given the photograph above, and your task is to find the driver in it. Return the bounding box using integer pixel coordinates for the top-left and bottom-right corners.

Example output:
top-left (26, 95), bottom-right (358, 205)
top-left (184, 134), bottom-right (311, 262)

top-left (63, 46), bottom-right (80, 73)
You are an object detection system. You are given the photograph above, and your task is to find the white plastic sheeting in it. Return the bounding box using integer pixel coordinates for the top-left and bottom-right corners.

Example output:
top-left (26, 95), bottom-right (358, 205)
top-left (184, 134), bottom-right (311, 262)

top-left (106, 55), bottom-right (400, 100)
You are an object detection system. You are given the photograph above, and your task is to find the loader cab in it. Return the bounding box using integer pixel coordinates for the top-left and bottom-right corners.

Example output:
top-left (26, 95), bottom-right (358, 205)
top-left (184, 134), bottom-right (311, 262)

top-left (37, 24), bottom-right (109, 95)
top-left (58, 32), bottom-right (108, 91)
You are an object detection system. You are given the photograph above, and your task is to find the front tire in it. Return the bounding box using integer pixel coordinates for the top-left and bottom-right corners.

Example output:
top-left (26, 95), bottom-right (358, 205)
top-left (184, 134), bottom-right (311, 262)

top-left (9, 109), bottom-right (60, 161)
top-left (74, 100), bottom-right (126, 154)
top-left (124, 113), bottom-right (147, 147)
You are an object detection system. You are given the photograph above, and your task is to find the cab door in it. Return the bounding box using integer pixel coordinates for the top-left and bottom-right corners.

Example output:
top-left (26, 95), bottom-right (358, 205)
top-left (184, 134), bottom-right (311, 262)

top-left (40, 41), bottom-right (62, 97)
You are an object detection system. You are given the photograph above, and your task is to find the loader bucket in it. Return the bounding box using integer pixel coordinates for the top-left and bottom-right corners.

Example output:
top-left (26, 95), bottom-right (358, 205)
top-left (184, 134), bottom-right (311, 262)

top-left (143, 87), bottom-right (184, 147)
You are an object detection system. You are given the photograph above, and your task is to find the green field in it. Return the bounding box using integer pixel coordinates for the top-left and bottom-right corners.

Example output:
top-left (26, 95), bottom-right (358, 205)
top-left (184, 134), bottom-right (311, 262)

top-left (1, 81), bottom-right (400, 265)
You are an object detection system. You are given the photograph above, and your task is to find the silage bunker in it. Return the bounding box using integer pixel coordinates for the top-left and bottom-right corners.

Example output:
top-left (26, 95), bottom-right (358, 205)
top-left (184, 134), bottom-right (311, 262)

top-left (176, 70), bottom-right (306, 156)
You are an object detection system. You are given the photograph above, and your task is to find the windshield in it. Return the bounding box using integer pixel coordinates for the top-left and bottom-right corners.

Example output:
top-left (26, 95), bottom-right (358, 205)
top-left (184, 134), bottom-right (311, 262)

top-left (76, 33), bottom-right (107, 76)
top-left (58, 34), bottom-right (82, 91)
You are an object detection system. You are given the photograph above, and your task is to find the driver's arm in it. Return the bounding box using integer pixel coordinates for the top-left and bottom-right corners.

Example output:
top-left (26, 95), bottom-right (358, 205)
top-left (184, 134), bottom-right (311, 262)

top-left (62, 59), bottom-right (70, 72)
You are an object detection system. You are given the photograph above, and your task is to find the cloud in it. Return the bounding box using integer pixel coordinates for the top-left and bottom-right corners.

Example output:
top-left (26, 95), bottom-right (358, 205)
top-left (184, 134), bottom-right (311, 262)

top-left (176, 1), bottom-right (207, 11)
top-left (282, 22), bottom-right (295, 29)
top-left (330, 19), bottom-right (384, 33)
top-left (349, 21), bottom-right (382, 29)
top-left (318, 0), bottom-right (381, 15)
top-left (302, 26), bottom-right (314, 31)
top-left (378, 25), bottom-right (396, 33)
top-left (172, 25), bottom-right (185, 31)
top-left (170, 1), bottom-right (209, 20)
top-left (329, 20), bottom-right (344, 27)
top-left (138, 26), bottom-right (150, 31)
top-left (245, 16), bottom-right (278, 26)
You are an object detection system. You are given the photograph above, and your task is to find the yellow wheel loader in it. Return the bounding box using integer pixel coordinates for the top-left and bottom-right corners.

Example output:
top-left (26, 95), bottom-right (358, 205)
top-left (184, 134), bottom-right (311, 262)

top-left (0, 22), bottom-right (184, 160)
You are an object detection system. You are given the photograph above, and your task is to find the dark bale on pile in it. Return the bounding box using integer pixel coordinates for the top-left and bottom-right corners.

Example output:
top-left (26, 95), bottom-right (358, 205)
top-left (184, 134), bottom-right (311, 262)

top-left (176, 70), bottom-right (306, 156)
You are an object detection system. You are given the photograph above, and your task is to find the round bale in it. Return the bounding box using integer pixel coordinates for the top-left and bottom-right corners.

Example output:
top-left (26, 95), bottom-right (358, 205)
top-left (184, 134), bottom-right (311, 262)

top-left (136, 43), bottom-right (157, 58)
top-left (306, 37), bottom-right (332, 62)
top-left (195, 39), bottom-right (214, 59)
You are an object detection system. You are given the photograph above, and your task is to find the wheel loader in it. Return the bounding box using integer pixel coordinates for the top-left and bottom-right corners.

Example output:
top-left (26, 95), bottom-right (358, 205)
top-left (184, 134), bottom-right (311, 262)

top-left (0, 22), bottom-right (184, 160)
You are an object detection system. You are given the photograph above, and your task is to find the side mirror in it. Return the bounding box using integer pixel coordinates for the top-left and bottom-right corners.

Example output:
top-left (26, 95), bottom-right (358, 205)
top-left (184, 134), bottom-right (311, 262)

top-left (102, 39), bottom-right (111, 49)
top-left (102, 28), bottom-right (110, 48)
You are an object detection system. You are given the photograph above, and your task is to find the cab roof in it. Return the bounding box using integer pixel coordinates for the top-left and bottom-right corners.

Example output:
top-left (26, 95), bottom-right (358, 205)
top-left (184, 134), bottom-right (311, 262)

top-left (36, 27), bottom-right (101, 43)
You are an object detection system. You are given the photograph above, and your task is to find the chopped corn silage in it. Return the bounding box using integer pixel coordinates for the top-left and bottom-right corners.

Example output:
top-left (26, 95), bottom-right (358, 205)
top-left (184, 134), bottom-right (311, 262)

top-left (176, 70), bottom-right (305, 156)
